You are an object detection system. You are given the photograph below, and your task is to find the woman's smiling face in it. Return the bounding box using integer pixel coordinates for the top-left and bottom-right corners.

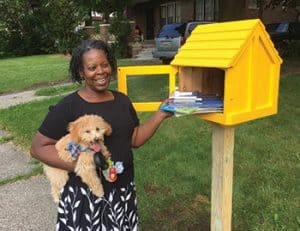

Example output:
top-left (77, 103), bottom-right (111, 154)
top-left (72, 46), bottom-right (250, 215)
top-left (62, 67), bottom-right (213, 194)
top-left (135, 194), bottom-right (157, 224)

top-left (80, 48), bottom-right (112, 92)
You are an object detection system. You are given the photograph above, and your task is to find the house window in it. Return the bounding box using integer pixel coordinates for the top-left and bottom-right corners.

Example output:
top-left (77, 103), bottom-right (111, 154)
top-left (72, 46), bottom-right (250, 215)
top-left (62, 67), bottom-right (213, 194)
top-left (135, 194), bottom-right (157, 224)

top-left (160, 1), bottom-right (181, 26)
top-left (195, 0), bottom-right (215, 21)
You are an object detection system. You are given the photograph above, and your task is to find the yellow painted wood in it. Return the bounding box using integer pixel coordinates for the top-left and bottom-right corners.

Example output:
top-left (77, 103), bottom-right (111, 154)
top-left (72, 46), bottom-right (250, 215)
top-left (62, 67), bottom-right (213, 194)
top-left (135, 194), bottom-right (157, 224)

top-left (172, 19), bottom-right (282, 125)
top-left (132, 102), bottom-right (162, 111)
top-left (117, 65), bottom-right (177, 111)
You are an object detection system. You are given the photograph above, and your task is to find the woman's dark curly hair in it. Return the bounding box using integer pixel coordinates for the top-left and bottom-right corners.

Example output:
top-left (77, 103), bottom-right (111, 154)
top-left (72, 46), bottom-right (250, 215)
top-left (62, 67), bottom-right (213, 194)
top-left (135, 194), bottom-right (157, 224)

top-left (69, 39), bottom-right (117, 83)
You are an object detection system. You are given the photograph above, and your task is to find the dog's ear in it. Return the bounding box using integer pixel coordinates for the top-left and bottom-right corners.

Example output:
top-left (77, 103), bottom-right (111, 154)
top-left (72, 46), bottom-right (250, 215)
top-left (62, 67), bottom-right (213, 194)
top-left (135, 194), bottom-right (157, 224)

top-left (103, 122), bottom-right (112, 136)
top-left (68, 121), bottom-right (81, 143)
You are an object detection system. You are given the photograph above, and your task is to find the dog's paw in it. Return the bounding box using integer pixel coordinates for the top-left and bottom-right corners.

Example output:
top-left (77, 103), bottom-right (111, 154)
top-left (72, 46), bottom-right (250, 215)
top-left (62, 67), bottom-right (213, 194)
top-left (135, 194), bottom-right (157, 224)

top-left (91, 187), bottom-right (104, 198)
top-left (53, 195), bottom-right (60, 203)
top-left (51, 190), bottom-right (61, 203)
top-left (102, 150), bottom-right (111, 159)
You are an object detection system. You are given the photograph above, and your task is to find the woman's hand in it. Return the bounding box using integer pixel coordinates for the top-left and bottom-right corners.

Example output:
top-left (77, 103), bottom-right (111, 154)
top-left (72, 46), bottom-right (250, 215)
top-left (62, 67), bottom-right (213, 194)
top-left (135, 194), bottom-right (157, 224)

top-left (158, 98), bottom-right (174, 119)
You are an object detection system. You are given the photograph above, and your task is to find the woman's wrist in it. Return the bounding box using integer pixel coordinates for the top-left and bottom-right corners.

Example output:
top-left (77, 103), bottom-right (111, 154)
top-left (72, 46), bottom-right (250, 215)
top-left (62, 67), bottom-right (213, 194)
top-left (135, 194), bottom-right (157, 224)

top-left (155, 109), bottom-right (173, 121)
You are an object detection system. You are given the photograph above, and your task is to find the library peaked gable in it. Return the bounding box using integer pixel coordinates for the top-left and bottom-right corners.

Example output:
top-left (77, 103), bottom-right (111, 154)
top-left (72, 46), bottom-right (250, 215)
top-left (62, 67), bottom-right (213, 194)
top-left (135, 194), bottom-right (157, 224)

top-left (171, 19), bottom-right (282, 68)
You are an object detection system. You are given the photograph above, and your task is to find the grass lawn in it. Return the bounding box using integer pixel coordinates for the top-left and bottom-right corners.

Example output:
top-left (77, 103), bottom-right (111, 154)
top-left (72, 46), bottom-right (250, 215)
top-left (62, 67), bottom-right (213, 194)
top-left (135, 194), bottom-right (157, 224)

top-left (0, 54), bottom-right (161, 95)
top-left (0, 67), bottom-right (299, 230)
top-left (0, 55), bottom-right (70, 94)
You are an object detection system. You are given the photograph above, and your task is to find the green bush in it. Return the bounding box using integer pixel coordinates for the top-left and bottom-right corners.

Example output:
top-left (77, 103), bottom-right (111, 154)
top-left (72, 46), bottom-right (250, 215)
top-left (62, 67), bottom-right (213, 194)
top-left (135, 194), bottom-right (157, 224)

top-left (0, 29), bottom-right (9, 58)
top-left (109, 15), bottom-right (131, 58)
top-left (276, 40), bottom-right (300, 58)
top-left (56, 29), bottom-right (86, 55)
top-left (284, 40), bottom-right (300, 57)
top-left (0, 0), bottom-right (86, 57)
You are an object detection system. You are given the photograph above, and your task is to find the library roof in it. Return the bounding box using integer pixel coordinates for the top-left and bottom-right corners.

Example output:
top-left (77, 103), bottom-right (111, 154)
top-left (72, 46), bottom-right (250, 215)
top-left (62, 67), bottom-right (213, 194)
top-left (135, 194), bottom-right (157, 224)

top-left (171, 19), bottom-right (282, 68)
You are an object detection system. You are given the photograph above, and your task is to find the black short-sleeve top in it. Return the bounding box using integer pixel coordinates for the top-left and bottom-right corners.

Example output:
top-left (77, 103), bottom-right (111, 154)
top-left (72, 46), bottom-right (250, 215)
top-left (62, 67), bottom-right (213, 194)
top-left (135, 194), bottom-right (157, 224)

top-left (39, 90), bottom-right (139, 185)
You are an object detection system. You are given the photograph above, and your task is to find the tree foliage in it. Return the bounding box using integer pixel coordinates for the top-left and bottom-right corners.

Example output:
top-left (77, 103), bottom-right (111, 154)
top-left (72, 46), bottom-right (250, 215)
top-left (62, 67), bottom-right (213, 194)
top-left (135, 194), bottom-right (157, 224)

top-left (108, 1), bottom-right (132, 58)
top-left (263, 0), bottom-right (299, 9)
top-left (74, 0), bottom-right (130, 22)
top-left (0, 0), bottom-right (86, 56)
top-left (74, 0), bottom-right (132, 58)
top-left (255, 0), bottom-right (299, 19)
top-left (109, 15), bottom-right (131, 58)
top-left (0, 0), bottom-right (132, 57)
top-left (42, 0), bottom-right (87, 54)
top-left (256, 0), bottom-right (299, 13)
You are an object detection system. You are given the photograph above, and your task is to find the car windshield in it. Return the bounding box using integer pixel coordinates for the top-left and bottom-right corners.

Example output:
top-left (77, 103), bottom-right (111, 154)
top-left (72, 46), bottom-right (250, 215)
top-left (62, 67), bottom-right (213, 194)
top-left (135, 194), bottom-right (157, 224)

top-left (187, 22), bottom-right (211, 32)
top-left (158, 23), bottom-right (183, 38)
top-left (187, 23), bottom-right (199, 34)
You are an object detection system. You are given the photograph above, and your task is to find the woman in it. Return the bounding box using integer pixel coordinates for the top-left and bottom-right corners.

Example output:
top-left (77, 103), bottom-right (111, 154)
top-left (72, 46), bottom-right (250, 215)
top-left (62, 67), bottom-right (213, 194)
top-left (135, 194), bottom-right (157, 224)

top-left (31, 39), bottom-right (172, 230)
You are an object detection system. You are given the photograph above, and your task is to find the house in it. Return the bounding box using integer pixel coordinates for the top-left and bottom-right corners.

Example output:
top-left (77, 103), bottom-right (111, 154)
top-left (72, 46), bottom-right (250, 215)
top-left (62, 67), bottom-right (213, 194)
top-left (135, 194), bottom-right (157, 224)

top-left (126, 0), bottom-right (299, 40)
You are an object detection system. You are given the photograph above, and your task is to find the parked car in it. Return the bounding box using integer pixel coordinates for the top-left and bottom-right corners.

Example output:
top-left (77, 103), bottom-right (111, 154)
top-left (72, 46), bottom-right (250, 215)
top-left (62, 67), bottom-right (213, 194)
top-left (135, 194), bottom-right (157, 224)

top-left (152, 21), bottom-right (213, 64)
top-left (152, 23), bottom-right (183, 64)
top-left (266, 22), bottom-right (300, 44)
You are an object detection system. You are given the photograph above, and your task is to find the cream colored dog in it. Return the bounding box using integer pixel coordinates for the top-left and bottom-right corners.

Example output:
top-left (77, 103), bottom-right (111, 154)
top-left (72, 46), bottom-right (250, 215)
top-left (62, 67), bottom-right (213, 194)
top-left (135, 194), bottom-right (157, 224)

top-left (44, 114), bottom-right (112, 202)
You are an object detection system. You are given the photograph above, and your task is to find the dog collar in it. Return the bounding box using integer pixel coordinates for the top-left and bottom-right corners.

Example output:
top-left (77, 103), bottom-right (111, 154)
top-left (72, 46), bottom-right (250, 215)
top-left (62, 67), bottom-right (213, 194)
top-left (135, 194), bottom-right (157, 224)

top-left (65, 141), bottom-right (89, 158)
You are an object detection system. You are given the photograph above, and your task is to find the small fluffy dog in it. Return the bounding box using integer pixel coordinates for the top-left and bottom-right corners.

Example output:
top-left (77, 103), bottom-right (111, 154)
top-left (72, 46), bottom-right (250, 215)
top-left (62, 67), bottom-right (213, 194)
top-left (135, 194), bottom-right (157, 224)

top-left (44, 114), bottom-right (112, 202)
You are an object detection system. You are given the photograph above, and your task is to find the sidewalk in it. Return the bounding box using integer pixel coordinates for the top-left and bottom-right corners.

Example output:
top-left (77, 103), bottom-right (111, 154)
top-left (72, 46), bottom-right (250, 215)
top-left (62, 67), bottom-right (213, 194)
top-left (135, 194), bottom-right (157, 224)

top-left (0, 86), bottom-right (59, 230)
top-left (0, 89), bottom-right (51, 109)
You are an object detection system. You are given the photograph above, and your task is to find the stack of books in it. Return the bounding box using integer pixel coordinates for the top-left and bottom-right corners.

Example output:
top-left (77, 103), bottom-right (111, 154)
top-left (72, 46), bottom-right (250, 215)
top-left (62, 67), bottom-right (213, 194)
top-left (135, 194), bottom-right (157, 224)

top-left (160, 91), bottom-right (223, 116)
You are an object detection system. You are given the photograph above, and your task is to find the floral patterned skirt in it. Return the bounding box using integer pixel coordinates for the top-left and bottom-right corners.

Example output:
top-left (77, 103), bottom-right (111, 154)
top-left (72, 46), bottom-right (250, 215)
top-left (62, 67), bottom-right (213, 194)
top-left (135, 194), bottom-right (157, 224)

top-left (55, 173), bottom-right (138, 231)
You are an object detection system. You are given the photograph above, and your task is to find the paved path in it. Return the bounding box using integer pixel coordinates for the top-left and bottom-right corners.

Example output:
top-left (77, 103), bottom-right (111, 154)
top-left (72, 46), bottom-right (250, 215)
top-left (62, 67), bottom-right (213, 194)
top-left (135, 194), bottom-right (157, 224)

top-left (0, 90), bottom-right (51, 109)
top-left (0, 88), bottom-right (58, 230)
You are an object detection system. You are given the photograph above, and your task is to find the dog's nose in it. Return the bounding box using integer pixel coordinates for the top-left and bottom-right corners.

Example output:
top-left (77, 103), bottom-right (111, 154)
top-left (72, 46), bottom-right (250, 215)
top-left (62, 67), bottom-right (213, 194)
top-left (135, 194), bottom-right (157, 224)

top-left (94, 138), bottom-right (100, 143)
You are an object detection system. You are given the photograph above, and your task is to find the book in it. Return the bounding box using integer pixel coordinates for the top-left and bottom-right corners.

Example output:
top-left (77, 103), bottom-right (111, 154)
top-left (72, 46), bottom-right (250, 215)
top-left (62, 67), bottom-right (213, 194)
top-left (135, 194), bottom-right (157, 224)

top-left (160, 91), bottom-right (223, 116)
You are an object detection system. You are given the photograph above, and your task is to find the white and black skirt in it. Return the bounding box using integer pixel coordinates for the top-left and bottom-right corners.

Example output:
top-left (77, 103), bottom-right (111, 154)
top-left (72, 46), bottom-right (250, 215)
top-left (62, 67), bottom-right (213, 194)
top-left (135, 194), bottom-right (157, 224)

top-left (55, 173), bottom-right (138, 231)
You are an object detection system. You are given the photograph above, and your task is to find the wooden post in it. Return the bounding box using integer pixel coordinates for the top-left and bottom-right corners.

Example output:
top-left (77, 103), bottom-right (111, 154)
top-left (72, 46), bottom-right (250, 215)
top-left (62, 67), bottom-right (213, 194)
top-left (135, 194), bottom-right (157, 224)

top-left (211, 123), bottom-right (235, 231)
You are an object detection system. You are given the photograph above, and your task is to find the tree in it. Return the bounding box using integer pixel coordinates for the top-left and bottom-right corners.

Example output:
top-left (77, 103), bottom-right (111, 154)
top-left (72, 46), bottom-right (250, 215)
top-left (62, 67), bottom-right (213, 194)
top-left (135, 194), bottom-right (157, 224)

top-left (73, 0), bottom-right (132, 58)
top-left (0, 0), bottom-right (48, 55)
top-left (43, 0), bottom-right (87, 54)
top-left (107, 0), bottom-right (131, 58)
top-left (0, 0), bottom-right (86, 56)
top-left (73, 0), bottom-right (113, 24)
top-left (0, 0), bottom-right (132, 57)
top-left (264, 0), bottom-right (299, 9)
top-left (74, 0), bottom-right (131, 22)
top-left (256, 0), bottom-right (300, 19)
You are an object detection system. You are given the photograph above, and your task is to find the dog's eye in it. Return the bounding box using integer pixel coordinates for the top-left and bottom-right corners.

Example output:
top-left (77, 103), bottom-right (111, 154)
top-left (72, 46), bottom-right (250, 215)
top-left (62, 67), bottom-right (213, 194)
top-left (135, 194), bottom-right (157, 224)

top-left (96, 127), bottom-right (100, 131)
top-left (85, 130), bottom-right (90, 133)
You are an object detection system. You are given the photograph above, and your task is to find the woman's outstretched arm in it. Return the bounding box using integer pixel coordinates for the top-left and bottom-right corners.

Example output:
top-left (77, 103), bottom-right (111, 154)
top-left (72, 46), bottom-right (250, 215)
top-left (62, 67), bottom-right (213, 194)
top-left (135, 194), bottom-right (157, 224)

top-left (131, 109), bottom-right (172, 148)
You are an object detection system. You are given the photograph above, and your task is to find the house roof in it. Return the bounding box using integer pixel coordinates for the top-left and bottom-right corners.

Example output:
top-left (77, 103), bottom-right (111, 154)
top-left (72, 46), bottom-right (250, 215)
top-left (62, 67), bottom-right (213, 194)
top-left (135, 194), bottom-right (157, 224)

top-left (171, 19), bottom-right (282, 68)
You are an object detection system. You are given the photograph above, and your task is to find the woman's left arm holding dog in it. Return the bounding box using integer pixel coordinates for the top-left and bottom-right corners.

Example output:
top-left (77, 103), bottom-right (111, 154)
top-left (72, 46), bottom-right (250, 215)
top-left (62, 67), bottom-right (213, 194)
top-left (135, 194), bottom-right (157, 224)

top-left (31, 132), bottom-right (75, 172)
